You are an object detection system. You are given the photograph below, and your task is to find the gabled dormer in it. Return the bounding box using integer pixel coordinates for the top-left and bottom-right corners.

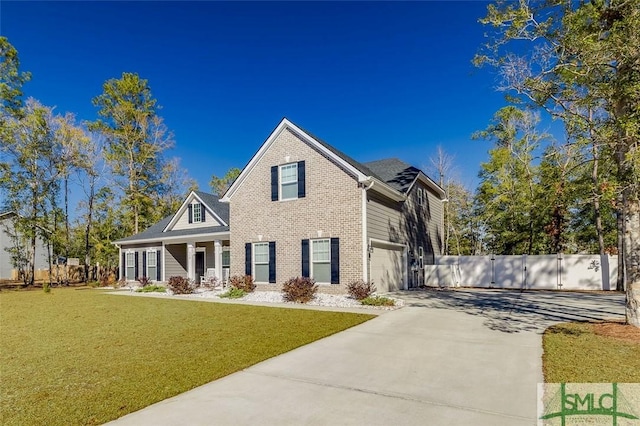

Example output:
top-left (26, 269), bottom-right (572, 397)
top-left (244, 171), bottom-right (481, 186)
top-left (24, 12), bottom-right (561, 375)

top-left (164, 191), bottom-right (229, 232)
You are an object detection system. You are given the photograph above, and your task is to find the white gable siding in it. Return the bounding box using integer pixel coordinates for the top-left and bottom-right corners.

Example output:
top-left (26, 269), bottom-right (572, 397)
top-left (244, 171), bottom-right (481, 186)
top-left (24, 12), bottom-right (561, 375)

top-left (170, 202), bottom-right (221, 231)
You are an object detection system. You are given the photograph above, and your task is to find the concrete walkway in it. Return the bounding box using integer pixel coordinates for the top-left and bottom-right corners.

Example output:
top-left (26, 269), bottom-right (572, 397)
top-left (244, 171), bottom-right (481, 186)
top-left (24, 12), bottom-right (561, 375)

top-left (107, 289), bottom-right (625, 426)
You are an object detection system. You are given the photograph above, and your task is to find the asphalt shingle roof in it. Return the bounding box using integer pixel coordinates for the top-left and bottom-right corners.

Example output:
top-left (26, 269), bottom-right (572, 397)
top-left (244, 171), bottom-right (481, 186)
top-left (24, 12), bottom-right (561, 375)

top-left (194, 190), bottom-right (229, 224)
top-left (363, 158), bottom-right (421, 194)
top-left (114, 191), bottom-right (230, 244)
top-left (294, 122), bottom-right (427, 194)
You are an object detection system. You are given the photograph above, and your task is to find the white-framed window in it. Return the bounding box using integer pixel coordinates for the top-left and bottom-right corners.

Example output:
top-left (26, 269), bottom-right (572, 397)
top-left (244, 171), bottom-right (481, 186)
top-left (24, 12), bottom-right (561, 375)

top-left (253, 242), bottom-right (269, 282)
top-left (417, 188), bottom-right (424, 206)
top-left (280, 163), bottom-right (298, 200)
top-left (192, 203), bottom-right (202, 223)
top-left (126, 252), bottom-right (135, 280)
top-left (222, 249), bottom-right (230, 268)
top-left (418, 246), bottom-right (424, 269)
top-left (311, 239), bottom-right (331, 283)
top-left (147, 250), bottom-right (157, 280)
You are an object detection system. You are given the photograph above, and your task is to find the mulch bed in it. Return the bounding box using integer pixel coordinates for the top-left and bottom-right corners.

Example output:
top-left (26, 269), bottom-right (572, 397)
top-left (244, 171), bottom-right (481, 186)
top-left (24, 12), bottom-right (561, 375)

top-left (593, 321), bottom-right (640, 344)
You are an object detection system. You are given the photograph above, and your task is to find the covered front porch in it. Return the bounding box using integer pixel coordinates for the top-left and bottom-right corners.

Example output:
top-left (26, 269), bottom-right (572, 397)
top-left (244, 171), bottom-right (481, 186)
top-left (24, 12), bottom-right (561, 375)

top-left (163, 236), bottom-right (230, 285)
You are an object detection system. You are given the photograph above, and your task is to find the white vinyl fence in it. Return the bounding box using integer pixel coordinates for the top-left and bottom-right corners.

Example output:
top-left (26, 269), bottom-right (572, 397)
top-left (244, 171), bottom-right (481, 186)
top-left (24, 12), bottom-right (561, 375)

top-left (424, 254), bottom-right (620, 291)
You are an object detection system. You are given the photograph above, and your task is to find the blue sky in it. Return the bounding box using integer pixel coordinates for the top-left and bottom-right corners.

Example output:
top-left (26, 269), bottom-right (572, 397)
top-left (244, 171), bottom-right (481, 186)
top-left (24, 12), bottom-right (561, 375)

top-left (2, 1), bottom-right (508, 192)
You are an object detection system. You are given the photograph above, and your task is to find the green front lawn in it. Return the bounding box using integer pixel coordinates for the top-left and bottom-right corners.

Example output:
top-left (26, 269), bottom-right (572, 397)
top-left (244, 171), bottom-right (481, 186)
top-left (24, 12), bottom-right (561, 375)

top-left (542, 322), bottom-right (640, 383)
top-left (0, 288), bottom-right (374, 425)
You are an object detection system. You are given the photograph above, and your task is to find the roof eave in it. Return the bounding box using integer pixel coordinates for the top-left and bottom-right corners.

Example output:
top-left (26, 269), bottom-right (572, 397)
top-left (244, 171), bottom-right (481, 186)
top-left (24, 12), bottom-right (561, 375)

top-left (113, 230), bottom-right (231, 246)
top-left (222, 118), bottom-right (369, 202)
top-left (365, 177), bottom-right (407, 202)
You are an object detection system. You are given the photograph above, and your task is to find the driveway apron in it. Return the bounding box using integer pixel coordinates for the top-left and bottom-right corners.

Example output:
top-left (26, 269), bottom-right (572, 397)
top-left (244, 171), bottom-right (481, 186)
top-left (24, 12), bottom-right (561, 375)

top-left (107, 289), bottom-right (625, 426)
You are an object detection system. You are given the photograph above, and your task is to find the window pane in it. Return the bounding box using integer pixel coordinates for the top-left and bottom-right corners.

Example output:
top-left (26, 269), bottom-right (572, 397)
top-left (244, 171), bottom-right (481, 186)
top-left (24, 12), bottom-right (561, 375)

top-left (280, 163), bottom-right (297, 183)
top-left (312, 240), bottom-right (330, 262)
top-left (255, 264), bottom-right (269, 282)
top-left (281, 182), bottom-right (298, 199)
top-left (147, 252), bottom-right (156, 267)
top-left (222, 251), bottom-right (230, 268)
top-left (313, 263), bottom-right (331, 283)
top-left (254, 243), bottom-right (269, 263)
top-left (193, 203), bottom-right (201, 222)
top-left (126, 252), bottom-right (135, 267)
top-left (147, 266), bottom-right (156, 280)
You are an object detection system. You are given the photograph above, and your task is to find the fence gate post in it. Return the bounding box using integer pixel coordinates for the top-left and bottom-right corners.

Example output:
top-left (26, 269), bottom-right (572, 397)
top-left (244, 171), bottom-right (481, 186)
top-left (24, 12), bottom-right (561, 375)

top-left (557, 252), bottom-right (563, 289)
top-left (490, 254), bottom-right (495, 287)
top-left (522, 254), bottom-right (527, 290)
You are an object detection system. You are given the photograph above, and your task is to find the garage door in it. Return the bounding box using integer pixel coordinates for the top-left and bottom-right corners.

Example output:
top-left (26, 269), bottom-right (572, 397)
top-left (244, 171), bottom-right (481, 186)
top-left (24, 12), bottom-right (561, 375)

top-left (370, 242), bottom-right (405, 292)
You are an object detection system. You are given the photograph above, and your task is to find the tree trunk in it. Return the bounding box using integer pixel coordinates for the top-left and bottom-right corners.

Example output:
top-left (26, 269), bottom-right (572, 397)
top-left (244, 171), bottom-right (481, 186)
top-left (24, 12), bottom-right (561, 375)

top-left (64, 176), bottom-right (69, 283)
top-left (617, 205), bottom-right (625, 291)
top-left (592, 153), bottom-right (606, 254)
top-left (625, 197), bottom-right (640, 327)
top-left (84, 181), bottom-right (95, 283)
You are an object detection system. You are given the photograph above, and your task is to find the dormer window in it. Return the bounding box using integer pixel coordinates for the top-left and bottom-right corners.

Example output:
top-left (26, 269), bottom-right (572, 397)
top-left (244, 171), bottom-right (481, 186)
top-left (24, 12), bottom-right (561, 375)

top-left (188, 202), bottom-right (205, 223)
top-left (193, 203), bottom-right (202, 223)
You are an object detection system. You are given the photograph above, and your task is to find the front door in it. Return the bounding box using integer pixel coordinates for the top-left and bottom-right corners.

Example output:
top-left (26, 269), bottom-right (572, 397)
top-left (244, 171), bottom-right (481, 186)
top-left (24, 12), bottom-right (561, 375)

top-left (195, 251), bottom-right (205, 284)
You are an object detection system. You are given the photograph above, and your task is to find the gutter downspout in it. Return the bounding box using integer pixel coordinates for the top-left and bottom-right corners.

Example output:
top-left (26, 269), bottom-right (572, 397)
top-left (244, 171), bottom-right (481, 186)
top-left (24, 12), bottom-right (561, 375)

top-left (362, 178), bottom-right (375, 282)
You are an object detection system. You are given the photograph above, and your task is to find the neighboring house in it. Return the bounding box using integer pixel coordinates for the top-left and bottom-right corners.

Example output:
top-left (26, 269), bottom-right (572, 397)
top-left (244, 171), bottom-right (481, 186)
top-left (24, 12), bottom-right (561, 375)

top-left (113, 191), bottom-right (230, 284)
top-left (0, 211), bottom-right (48, 280)
top-left (221, 118), bottom-right (445, 293)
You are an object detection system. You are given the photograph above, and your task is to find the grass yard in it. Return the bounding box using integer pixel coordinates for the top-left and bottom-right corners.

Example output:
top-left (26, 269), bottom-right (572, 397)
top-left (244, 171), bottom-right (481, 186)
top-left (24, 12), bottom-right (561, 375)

top-left (0, 288), bottom-right (374, 425)
top-left (543, 321), bottom-right (640, 383)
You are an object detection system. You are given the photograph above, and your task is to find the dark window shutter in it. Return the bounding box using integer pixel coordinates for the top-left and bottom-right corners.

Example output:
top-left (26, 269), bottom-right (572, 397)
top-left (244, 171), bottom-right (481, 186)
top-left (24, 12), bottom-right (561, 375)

top-left (121, 252), bottom-right (125, 279)
top-left (201, 203), bottom-right (206, 222)
top-left (245, 243), bottom-right (252, 276)
top-left (142, 251), bottom-right (147, 278)
top-left (271, 166), bottom-right (279, 201)
top-left (301, 239), bottom-right (310, 278)
top-left (297, 161), bottom-right (306, 198)
top-left (268, 241), bottom-right (276, 283)
top-left (188, 204), bottom-right (193, 223)
top-left (156, 250), bottom-right (162, 281)
top-left (134, 252), bottom-right (139, 279)
top-left (330, 238), bottom-right (340, 284)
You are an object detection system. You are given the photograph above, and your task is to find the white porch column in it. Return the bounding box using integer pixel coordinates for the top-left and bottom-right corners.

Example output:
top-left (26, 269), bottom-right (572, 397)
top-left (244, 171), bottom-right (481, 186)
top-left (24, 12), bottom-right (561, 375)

top-left (161, 243), bottom-right (166, 282)
top-left (187, 243), bottom-right (195, 281)
top-left (214, 240), bottom-right (223, 280)
top-left (118, 246), bottom-right (122, 280)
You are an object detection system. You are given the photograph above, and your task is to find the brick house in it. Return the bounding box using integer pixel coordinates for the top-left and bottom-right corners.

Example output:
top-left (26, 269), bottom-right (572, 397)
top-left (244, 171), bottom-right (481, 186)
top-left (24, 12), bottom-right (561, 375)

top-left (220, 118), bottom-right (445, 293)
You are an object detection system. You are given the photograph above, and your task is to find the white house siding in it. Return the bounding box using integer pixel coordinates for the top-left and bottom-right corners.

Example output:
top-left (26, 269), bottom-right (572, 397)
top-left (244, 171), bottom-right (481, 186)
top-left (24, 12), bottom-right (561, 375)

top-left (171, 202), bottom-right (221, 231)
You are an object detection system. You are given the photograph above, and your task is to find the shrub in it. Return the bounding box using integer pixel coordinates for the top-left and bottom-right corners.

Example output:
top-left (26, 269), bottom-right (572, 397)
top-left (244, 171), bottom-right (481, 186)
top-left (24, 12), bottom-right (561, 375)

top-left (347, 280), bottom-right (376, 300)
top-left (360, 296), bottom-right (395, 307)
top-left (99, 274), bottom-right (112, 287)
top-left (87, 281), bottom-right (100, 288)
top-left (43, 282), bottom-right (51, 293)
top-left (137, 276), bottom-right (151, 287)
top-left (167, 276), bottom-right (194, 294)
top-left (136, 285), bottom-right (166, 293)
top-left (282, 277), bottom-right (318, 304)
top-left (219, 288), bottom-right (246, 299)
top-left (229, 275), bottom-right (256, 293)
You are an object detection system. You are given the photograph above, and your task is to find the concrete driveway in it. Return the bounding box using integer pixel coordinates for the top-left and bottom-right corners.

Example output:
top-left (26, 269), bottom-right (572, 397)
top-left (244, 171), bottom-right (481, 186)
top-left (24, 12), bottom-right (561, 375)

top-left (107, 289), bottom-right (625, 426)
